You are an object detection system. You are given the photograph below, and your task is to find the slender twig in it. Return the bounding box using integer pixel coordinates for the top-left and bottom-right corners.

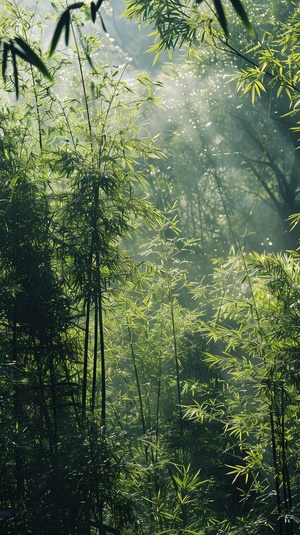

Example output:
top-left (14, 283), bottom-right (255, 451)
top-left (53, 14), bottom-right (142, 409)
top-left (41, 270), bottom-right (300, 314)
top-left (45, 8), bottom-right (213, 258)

top-left (270, 399), bottom-right (283, 535)
top-left (82, 295), bottom-right (91, 422)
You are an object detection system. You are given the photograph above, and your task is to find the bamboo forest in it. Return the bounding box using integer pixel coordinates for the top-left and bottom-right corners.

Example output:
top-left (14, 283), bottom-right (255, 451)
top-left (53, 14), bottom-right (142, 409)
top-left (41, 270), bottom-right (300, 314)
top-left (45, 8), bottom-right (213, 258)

top-left (1, 0), bottom-right (300, 533)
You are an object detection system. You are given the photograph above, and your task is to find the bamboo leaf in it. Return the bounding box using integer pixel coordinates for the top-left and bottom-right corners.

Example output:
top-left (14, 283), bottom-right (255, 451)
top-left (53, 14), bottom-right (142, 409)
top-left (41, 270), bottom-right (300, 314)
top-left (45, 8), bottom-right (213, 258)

top-left (2, 42), bottom-right (9, 82)
top-left (229, 0), bottom-right (254, 36)
top-left (11, 48), bottom-right (19, 99)
top-left (14, 37), bottom-right (52, 80)
top-left (213, 0), bottom-right (228, 37)
top-left (91, 1), bottom-right (97, 23)
top-left (49, 10), bottom-right (70, 56)
top-left (95, 0), bottom-right (105, 11)
top-left (68, 2), bottom-right (85, 9)
top-left (64, 11), bottom-right (70, 46)
top-left (99, 13), bottom-right (107, 33)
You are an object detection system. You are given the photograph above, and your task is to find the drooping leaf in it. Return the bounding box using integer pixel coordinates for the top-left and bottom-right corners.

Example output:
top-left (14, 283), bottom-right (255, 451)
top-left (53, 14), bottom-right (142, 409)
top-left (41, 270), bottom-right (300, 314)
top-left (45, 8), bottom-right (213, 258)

top-left (49, 9), bottom-right (70, 56)
top-left (14, 37), bottom-right (52, 80)
top-left (77, 25), bottom-right (95, 69)
top-left (213, 0), bottom-right (228, 36)
top-left (91, 0), bottom-right (105, 24)
top-left (2, 42), bottom-right (9, 82)
top-left (91, 1), bottom-right (97, 23)
top-left (64, 11), bottom-right (70, 46)
top-left (229, 0), bottom-right (254, 36)
top-left (99, 13), bottom-right (107, 34)
top-left (68, 2), bottom-right (85, 9)
top-left (11, 48), bottom-right (18, 99)
top-left (49, 2), bottom-right (85, 56)
top-left (95, 0), bottom-right (105, 10)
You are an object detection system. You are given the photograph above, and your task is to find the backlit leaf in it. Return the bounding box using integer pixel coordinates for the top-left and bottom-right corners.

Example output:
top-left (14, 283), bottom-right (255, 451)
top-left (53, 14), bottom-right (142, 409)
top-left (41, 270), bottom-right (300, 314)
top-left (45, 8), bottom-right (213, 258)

top-left (229, 0), bottom-right (254, 36)
top-left (213, 0), bottom-right (228, 37)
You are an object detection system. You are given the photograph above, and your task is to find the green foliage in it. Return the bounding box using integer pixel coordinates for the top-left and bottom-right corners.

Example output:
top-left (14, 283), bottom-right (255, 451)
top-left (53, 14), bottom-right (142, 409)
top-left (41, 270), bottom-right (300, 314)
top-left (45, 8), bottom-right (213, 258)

top-left (145, 1), bottom-right (300, 254)
top-left (0, 0), bottom-right (253, 98)
top-left (0, 1), bottom-right (52, 98)
top-left (231, 6), bottom-right (300, 104)
top-left (49, 0), bottom-right (110, 57)
top-left (0, 2), bottom-right (167, 533)
top-left (123, 0), bottom-right (253, 59)
top-left (1, 36), bottom-right (52, 98)
top-left (188, 251), bottom-right (300, 533)
top-left (2, 2), bottom-right (300, 535)
top-left (0, 114), bottom-right (83, 534)
top-left (102, 220), bottom-right (212, 534)
top-left (48, 0), bottom-right (253, 62)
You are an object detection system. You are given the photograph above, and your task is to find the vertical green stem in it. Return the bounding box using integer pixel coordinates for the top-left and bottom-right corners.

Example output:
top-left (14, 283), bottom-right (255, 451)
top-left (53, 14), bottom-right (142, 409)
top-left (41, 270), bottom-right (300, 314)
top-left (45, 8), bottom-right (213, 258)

top-left (91, 291), bottom-right (98, 415)
top-left (127, 324), bottom-right (156, 524)
top-left (128, 325), bottom-right (147, 436)
top-left (168, 279), bottom-right (184, 444)
top-left (48, 349), bottom-right (58, 454)
top-left (270, 400), bottom-right (283, 535)
top-left (63, 360), bottom-right (81, 427)
top-left (70, 19), bottom-right (93, 146)
top-left (155, 349), bottom-right (162, 462)
top-left (12, 305), bottom-right (25, 503)
top-left (99, 282), bottom-right (106, 424)
top-left (82, 296), bottom-right (91, 422)
top-left (280, 383), bottom-right (293, 535)
top-left (196, 180), bottom-right (206, 265)
top-left (30, 65), bottom-right (43, 152)
top-left (32, 335), bottom-right (54, 453)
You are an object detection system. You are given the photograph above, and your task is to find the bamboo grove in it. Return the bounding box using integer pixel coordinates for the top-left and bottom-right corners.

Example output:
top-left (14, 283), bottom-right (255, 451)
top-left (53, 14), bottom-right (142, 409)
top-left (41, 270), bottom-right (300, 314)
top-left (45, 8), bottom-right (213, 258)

top-left (1, 1), bottom-right (300, 535)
